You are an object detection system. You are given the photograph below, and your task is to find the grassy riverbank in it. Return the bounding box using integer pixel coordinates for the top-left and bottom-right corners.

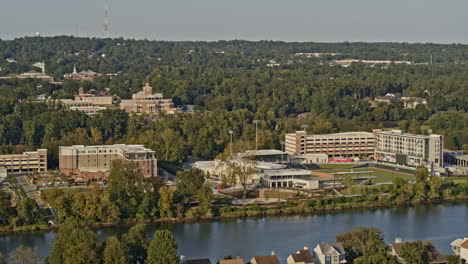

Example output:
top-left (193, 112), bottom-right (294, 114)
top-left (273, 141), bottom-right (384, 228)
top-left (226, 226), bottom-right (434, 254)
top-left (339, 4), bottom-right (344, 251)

top-left (2, 194), bottom-right (467, 234)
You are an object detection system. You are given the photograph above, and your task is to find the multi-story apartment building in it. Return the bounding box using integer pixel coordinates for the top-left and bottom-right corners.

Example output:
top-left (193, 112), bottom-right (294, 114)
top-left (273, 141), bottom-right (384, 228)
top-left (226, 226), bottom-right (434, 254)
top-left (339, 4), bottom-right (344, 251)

top-left (119, 83), bottom-right (181, 114)
top-left (59, 144), bottom-right (157, 181)
top-left (0, 149), bottom-right (47, 174)
top-left (374, 130), bottom-right (443, 168)
top-left (285, 131), bottom-right (375, 158)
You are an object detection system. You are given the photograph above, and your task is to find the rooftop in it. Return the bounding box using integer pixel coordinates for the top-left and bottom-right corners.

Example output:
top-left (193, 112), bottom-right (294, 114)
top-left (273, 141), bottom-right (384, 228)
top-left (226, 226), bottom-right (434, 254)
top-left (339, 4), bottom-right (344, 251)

top-left (218, 259), bottom-right (244, 264)
top-left (242, 149), bottom-right (288, 156)
top-left (376, 130), bottom-right (441, 139)
top-left (263, 169), bottom-right (312, 177)
top-left (60, 144), bottom-right (154, 153)
top-left (290, 249), bottom-right (314, 263)
top-left (292, 131), bottom-right (374, 137)
top-left (250, 255), bottom-right (280, 264)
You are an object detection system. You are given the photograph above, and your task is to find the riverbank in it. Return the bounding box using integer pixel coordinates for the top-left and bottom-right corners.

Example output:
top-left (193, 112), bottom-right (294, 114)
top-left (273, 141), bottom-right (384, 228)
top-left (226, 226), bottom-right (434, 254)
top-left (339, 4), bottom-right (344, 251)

top-left (2, 195), bottom-right (467, 235)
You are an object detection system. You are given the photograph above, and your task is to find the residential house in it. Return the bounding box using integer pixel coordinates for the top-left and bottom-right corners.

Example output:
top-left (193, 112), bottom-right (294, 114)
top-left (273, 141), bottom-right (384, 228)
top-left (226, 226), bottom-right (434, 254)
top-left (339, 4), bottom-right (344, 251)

top-left (249, 254), bottom-right (281, 264)
top-left (218, 258), bottom-right (245, 264)
top-left (389, 241), bottom-right (448, 264)
top-left (184, 259), bottom-right (211, 264)
top-left (287, 246), bottom-right (315, 264)
top-left (314, 242), bottom-right (346, 264)
top-left (450, 237), bottom-right (468, 262)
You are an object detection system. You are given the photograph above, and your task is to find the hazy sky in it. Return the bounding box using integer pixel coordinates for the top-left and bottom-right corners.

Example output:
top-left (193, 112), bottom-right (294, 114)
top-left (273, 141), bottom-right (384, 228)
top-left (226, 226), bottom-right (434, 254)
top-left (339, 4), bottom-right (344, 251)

top-left (1, 0), bottom-right (467, 43)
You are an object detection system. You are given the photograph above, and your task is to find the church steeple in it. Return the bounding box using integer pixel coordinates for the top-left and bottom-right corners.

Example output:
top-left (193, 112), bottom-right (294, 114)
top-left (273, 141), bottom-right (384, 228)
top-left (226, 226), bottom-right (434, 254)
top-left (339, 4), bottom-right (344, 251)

top-left (73, 64), bottom-right (77, 74)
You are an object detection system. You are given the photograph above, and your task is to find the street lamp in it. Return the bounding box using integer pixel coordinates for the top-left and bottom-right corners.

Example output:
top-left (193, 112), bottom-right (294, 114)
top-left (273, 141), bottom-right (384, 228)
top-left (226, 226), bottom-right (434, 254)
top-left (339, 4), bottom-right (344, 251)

top-left (253, 120), bottom-right (260, 150)
top-left (228, 130), bottom-right (234, 156)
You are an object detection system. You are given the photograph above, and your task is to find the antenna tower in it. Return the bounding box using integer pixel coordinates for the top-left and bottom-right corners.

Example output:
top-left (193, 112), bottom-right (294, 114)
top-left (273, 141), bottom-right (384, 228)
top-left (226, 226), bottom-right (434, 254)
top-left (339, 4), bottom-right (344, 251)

top-left (102, 0), bottom-right (109, 38)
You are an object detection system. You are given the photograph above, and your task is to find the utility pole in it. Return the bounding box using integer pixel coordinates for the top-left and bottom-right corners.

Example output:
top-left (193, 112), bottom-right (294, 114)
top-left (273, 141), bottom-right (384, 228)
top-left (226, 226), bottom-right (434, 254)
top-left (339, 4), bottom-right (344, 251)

top-left (253, 120), bottom-right (260, 150)
top-left (229, 130), bottom-right (234, 156)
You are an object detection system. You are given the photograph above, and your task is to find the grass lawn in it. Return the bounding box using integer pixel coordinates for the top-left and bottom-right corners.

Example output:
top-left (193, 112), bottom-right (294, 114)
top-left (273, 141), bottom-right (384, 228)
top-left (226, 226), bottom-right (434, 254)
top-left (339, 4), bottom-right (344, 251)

top-left (444, 177), bottom-right (467, 184)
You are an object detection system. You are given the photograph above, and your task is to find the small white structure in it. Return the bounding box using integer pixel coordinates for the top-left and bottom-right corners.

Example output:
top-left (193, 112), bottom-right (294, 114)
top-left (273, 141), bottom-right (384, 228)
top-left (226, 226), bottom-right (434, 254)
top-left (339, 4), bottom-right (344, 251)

top-left (261, 169), bottom-right (319, 189)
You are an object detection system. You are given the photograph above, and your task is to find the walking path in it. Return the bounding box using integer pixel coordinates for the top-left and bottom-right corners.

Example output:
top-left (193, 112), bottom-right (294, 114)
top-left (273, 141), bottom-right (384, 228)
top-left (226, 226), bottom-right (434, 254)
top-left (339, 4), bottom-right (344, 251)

top-left (16, 174), bottom-right (44, 208)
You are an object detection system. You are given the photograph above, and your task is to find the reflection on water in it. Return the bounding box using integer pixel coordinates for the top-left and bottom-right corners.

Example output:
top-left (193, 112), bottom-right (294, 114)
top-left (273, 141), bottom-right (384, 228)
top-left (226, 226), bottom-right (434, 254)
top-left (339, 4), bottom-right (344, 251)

top-left (1, 201), bottom-right (467, 262)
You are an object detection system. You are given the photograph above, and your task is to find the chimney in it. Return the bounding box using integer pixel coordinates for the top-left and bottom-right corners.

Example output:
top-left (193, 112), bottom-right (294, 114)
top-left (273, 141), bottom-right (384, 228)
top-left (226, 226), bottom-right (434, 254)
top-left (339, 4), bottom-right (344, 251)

top-left (395, 237), bottom-right (402, 243)
top-left (271, 251), bottom-right (276, 256)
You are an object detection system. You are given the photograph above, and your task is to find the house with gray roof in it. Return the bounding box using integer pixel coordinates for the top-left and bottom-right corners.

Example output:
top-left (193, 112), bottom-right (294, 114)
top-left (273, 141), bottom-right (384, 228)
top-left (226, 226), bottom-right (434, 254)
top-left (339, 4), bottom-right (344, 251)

top-left (313, 242), bottom-right (346, 264)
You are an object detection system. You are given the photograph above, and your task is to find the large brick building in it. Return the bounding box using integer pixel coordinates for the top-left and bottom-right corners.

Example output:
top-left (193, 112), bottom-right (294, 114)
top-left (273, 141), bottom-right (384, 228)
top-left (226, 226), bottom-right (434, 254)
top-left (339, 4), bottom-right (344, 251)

top-left (119, 83), bottom-right (181, 114)
top-left (59, 144), bottom-right (157, 181)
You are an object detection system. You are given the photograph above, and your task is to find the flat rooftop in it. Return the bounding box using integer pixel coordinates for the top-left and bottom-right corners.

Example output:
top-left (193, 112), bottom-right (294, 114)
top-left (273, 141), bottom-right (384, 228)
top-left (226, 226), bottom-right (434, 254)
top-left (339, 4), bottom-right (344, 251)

top-left (241, 149), bottom-right (287, 156)
top-left (377, 130), bottom-right (441, 139)
top-left (291, 131), bottom-right (374, 137)
top-left (263, 169), bottom-right (312, 177)
top-left (60, 144), bottom-right (154, 153)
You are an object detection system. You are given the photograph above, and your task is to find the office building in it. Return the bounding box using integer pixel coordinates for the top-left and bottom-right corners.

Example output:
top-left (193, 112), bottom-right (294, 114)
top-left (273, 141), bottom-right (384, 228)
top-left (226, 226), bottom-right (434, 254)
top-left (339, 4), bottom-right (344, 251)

top-left (374, 130), bottom-right (443, 168)
top-left (0, 149), bottom-right (47, 174)
top-left (120, 83), bottom-right (181, 114)
top-left (59, 144), bottom-right (157, 181)
top-left (285, 131), bottom-right (375, 158)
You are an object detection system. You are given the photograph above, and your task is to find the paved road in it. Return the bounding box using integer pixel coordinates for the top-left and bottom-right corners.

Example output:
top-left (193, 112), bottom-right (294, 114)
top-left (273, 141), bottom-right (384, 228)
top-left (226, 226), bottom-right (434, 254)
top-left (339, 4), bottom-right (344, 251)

top-left (16, 174), bottom-right (44, 208)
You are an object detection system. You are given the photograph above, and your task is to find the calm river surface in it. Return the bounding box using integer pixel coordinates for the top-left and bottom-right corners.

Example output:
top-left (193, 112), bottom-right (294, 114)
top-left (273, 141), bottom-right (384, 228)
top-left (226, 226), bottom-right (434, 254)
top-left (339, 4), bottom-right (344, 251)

top-left (1, 201), bottom-right (467, 262)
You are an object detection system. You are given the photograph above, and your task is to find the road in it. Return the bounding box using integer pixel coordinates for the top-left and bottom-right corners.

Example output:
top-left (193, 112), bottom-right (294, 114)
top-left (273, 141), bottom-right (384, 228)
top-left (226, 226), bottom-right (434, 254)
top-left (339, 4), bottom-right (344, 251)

top-left (16, 174), bottom-right (44, 208)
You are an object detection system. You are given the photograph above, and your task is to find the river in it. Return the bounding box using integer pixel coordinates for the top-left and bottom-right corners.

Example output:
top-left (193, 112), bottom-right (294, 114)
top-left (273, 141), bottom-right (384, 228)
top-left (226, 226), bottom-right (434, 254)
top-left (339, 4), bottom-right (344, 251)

top-left (1, 201), bottom-right (467, 262)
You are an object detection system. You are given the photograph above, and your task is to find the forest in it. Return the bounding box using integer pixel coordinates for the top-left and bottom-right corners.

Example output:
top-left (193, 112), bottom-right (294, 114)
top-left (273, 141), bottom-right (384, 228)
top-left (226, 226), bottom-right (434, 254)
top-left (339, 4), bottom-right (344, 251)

top-left (0, 37), bottom-right (467, 166)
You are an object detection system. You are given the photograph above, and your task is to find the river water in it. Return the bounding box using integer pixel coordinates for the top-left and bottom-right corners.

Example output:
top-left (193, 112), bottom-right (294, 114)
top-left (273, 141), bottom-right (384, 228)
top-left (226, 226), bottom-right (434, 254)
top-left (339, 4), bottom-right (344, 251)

top-left (1, 201), bottom-right (467, 262)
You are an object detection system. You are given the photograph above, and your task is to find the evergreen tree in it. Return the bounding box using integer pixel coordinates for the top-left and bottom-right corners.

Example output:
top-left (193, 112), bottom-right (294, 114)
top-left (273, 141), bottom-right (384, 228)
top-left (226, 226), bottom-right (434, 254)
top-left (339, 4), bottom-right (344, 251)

top-left (146, 230), bottom-right (179, 264)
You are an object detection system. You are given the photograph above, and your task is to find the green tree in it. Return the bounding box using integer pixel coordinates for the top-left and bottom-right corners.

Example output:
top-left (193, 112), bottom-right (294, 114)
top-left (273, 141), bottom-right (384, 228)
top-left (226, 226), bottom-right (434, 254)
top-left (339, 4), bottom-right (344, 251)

top-left (222, 156), bottom-right (256, 200)
top-left (198, 184), bottom-right (214, 215)
top-left (103, 236), bottom-right (128, 264)
top-left (123, 224), bottom-right (150, 263)
top-left (0, 190), bottom-right (11, 226)
top-left (107, 160), bottom-right (145, 218)
top-left (176, 169), bottom-right (205, 200)
top-left (401, 241), bottom-right (428, 264)
top-left (15, 198), bottom-right (42, 226)
top-left (159, 186), bottom-right (175, 218)
top-left (354, 253), bottom-right (398, 264)
top-left (428, 176), bottom-right (442, 199)
top-left (146, 230), bottom-right (179, 264)
top-left (414, 165), bottom-right (429, 182)
top-left (336, 227), bottom-right (388, 262)
top-left (8, 245), bottom-right (40, 264)
top-left (47, 219), bottom-right (98, 264)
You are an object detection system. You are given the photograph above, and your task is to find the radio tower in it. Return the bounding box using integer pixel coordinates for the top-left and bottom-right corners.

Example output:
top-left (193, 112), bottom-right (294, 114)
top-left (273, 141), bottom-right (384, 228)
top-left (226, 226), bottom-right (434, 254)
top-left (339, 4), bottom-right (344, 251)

top-left (102, 0), bottom-right (109, 38)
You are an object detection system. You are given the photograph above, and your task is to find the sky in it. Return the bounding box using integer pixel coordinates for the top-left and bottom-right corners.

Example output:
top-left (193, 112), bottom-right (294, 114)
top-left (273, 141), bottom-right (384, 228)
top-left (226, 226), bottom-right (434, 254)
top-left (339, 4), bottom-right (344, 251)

top-left (1, 0), bottom-right (467, 43)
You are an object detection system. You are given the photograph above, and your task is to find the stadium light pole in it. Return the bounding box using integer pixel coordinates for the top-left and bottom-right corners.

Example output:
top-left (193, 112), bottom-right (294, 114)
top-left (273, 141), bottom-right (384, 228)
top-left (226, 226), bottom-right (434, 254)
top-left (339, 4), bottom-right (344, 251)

top-left (253, 120), bottom-right (260, 150)
top-left (229, 130), bottom-right (234, 156)
top-left (280, 140), bottom-right (285, 163)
